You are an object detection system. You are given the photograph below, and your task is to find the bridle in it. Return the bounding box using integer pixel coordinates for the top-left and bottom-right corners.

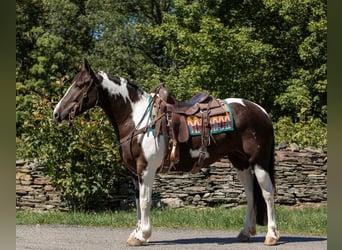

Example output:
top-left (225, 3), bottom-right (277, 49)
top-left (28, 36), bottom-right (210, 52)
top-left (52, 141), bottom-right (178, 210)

top-left (69, 76), bottom-right (99, 129)
top-left (78, 77), bottom-right (99, 112)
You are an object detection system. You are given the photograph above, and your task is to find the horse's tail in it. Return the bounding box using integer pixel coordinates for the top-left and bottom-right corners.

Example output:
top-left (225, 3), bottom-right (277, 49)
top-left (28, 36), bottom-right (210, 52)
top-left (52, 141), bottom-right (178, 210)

top-left (254, 138), bottom-right (275, 226)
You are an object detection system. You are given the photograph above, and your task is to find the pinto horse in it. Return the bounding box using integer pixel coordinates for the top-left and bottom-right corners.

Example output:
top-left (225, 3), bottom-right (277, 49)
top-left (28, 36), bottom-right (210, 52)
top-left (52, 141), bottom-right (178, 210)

top-left (53, 60), bottom-right (279, 246)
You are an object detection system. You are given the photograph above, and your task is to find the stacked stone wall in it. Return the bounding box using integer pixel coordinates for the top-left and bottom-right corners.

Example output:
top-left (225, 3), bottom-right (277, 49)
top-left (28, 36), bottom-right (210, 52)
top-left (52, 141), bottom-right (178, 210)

top-left (16, 148), bottom-right (327, 211)
top-left (153, 149), bottom-right (327, 208)
top-left (16, 160), bottom-right (68, 211)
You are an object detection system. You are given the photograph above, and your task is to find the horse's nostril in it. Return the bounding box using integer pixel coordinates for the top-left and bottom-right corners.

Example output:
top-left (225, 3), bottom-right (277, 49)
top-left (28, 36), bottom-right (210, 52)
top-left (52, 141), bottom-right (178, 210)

top-left (54, 112), bottom-right (60, 121)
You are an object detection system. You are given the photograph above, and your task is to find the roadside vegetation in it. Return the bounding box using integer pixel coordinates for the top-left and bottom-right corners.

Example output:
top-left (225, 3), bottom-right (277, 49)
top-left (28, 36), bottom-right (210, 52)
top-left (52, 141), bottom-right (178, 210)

top-left (16, 204), bottom-right (327, 236)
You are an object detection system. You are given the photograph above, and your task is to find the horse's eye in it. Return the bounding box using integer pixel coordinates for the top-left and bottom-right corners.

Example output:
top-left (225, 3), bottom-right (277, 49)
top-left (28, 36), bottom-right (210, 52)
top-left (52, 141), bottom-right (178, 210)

top-left (75, 82), bottom-right (83, 88)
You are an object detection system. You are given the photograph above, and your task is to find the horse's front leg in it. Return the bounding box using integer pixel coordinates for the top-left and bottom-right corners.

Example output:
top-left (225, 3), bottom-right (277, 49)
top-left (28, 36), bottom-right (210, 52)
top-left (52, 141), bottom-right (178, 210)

top-left (132, 177), bottom-right (141, 225)
top-left (127, 168), bottom-right (156, 246)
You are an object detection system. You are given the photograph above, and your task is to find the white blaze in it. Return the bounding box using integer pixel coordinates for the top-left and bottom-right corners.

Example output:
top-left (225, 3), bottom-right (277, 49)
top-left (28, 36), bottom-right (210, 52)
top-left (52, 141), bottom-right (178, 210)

top-left (53, 84), bottom-right (73, 115)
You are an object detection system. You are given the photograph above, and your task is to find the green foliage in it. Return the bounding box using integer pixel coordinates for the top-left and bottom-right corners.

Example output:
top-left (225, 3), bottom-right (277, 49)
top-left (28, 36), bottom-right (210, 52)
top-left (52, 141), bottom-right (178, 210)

top-left (261, 0), bottom-right (327, 121)
top-left (16, 0), bottom-right (110, 210)
top-left (133, 0), bottom-right (281, 104)
top-left (274, 117), bottom-right (327, 149)
top-left (275, 78), bottom-right (312, 121)
top-left (16, 97), bottom-right (127, 210)
top-left (16, 0), bottom-right (327, 210)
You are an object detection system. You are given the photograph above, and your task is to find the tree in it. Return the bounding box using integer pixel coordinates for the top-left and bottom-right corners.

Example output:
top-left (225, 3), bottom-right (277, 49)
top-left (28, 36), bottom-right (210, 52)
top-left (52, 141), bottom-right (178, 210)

top-left (16, 0), bottom-right (93, 136)
top-left (252, 0), bottom-right (327, 122)
top-left (16, 0), bottom-right (125, 210)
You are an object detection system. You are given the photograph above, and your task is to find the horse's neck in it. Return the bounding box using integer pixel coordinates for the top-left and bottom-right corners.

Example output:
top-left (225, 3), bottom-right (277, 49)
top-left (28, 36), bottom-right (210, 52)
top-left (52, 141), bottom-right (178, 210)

top-left (97, 72), bottom-right (150, 140)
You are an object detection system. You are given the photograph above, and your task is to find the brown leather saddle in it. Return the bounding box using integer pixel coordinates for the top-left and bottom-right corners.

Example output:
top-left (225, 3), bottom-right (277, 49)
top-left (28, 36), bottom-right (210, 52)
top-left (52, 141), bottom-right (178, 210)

top-left (153, 85), bottom-right (228, 173)
top-left (158, 87), bottom-right (210, 115)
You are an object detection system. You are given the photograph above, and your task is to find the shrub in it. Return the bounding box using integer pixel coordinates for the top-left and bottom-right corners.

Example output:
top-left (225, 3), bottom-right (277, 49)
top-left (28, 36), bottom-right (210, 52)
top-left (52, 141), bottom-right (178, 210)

top-left (274, 116), bottom-right (327, 149)
top-left (16, 97), bottom-right (129, 210)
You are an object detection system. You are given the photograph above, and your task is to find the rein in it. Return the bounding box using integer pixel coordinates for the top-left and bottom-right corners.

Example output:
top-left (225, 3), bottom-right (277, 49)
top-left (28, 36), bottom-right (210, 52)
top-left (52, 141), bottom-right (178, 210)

top-left (120, 83), bottom-right (166, 143)
top-left (118, 94), bottom-right (165, 147)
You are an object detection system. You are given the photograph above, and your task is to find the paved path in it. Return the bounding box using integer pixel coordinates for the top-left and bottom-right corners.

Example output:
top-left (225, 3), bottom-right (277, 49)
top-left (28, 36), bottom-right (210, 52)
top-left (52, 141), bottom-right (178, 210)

top-left (16, 224), bottom-right (327, 250)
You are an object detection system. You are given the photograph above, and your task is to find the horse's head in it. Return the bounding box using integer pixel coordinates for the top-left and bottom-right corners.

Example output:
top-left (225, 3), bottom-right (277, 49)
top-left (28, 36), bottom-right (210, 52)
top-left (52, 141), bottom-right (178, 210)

top-left (53, 59), bottom-right (100, 125)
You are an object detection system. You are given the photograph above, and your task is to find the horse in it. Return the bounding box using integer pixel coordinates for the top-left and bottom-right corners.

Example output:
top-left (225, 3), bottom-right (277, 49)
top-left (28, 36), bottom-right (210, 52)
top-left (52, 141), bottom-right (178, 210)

top-left (53, 59), bottom-right (279, 246)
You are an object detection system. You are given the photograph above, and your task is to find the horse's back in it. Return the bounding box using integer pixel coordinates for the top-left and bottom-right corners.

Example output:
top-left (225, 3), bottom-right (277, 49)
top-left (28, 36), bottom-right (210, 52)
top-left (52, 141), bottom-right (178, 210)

top-left (225, 98), bottom-right (273, 132)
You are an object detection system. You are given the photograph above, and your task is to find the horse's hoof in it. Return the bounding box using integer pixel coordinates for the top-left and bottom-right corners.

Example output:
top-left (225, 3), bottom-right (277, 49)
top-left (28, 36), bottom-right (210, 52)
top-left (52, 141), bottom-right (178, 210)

top-left (126, 235), bottom-right (144, 246)
top-left (237, 231), bottom-right (251, 242)
top-left (264, 230), bottom-right (280, 246)
top-left (249, 227), bottom-right (257, 236)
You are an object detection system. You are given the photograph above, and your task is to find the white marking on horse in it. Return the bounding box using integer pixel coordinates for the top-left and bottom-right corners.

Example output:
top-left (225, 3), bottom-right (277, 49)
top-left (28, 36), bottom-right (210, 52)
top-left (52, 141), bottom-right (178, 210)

top-left (99, 72), bottom-right (131, 102)
top-left (130, 93), bottom-right (166, 163)
top-left (124, 92), bottom-right (165, 244)
top-left (254, 164), bottom-right (279, 242)
top-left (133, 95), bottom-right (165, 165)
top-left (189, 149), bottom-right (210, 159)
top-left (253, 102), bottom-right (269, 116)
top-left (130, 167), bottom-right (156, 243)
top-left (226, 98), bottom-right (269, 116)
top-left (134, 101), bottom-right (164, 243)
top-left (53, 84), bottom-right (73, 115)
top-left (131, 94), bottom-right (150, 129)
top-left (225, 98), bottom-right (246, 106)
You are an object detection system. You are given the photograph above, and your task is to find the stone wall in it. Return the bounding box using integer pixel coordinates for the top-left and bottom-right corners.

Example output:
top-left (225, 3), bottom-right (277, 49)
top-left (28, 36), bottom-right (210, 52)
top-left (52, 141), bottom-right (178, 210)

top-left (16, 160), bottom-right (68, 211)
top-left (16, 148), bottom-right (327, 211)
top-left (153, 149), bottom-right (327, 208)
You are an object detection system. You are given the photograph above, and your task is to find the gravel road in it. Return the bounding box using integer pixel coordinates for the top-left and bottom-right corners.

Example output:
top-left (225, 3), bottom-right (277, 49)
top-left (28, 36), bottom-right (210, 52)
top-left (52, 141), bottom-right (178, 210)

top-left (16, 224), bottom-right (327, 250)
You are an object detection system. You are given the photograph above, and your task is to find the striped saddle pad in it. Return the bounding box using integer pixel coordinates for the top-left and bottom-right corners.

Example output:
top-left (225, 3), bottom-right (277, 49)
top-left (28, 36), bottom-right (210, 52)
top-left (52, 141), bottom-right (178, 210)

top-left (187, 100), bottom-right (234, 136)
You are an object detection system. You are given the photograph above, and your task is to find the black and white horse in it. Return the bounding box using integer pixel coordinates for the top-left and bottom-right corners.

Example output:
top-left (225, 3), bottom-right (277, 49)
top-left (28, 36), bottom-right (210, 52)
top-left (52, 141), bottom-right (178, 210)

top-left (53, 60), bottom-right (279, 246)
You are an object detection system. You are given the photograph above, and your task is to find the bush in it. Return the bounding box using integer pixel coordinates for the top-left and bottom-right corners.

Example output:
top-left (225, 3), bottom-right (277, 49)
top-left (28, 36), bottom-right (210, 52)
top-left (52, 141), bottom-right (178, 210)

top-left (274, 116), bottom-right (327, 149)
top-left (16, 97), bottom-right (129, 210)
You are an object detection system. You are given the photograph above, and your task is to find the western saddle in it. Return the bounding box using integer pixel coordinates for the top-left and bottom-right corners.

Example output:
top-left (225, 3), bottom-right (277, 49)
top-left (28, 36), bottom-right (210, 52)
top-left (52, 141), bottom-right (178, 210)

top-left (152, 84), bottom-right (228, 174)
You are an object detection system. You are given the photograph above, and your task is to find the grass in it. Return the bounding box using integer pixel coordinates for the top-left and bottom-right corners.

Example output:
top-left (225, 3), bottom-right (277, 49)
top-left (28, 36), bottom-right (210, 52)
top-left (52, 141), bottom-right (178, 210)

top-left (16, 204), bottom-right (327, 236)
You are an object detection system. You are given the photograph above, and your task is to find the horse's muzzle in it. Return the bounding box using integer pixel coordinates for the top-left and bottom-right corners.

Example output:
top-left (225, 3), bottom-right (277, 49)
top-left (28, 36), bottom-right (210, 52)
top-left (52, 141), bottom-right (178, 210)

top-left (53, 109), bottom-right (72, 124)
top-left (53, 111), bottom-right (61, 123)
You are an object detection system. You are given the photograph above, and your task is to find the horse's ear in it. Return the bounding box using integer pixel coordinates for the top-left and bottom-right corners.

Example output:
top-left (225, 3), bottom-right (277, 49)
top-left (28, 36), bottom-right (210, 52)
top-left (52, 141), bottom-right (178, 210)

top-left (81, 58), bottom-right (97, 78)
top-left (81, 58), bottom-right (92, 73)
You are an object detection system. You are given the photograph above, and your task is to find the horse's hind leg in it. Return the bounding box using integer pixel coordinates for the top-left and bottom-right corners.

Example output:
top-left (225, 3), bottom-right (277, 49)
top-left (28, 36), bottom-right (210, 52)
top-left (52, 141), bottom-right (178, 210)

top-left (254, 164), bottom-right (280, 245)
top-left (236, 168), bottom-right (256, 242)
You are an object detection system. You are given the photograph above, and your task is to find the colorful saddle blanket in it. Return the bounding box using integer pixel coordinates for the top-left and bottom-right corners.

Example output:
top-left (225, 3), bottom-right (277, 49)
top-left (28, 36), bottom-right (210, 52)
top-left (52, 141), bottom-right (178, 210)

top-left (187, 100), bottom-right (234, 136)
